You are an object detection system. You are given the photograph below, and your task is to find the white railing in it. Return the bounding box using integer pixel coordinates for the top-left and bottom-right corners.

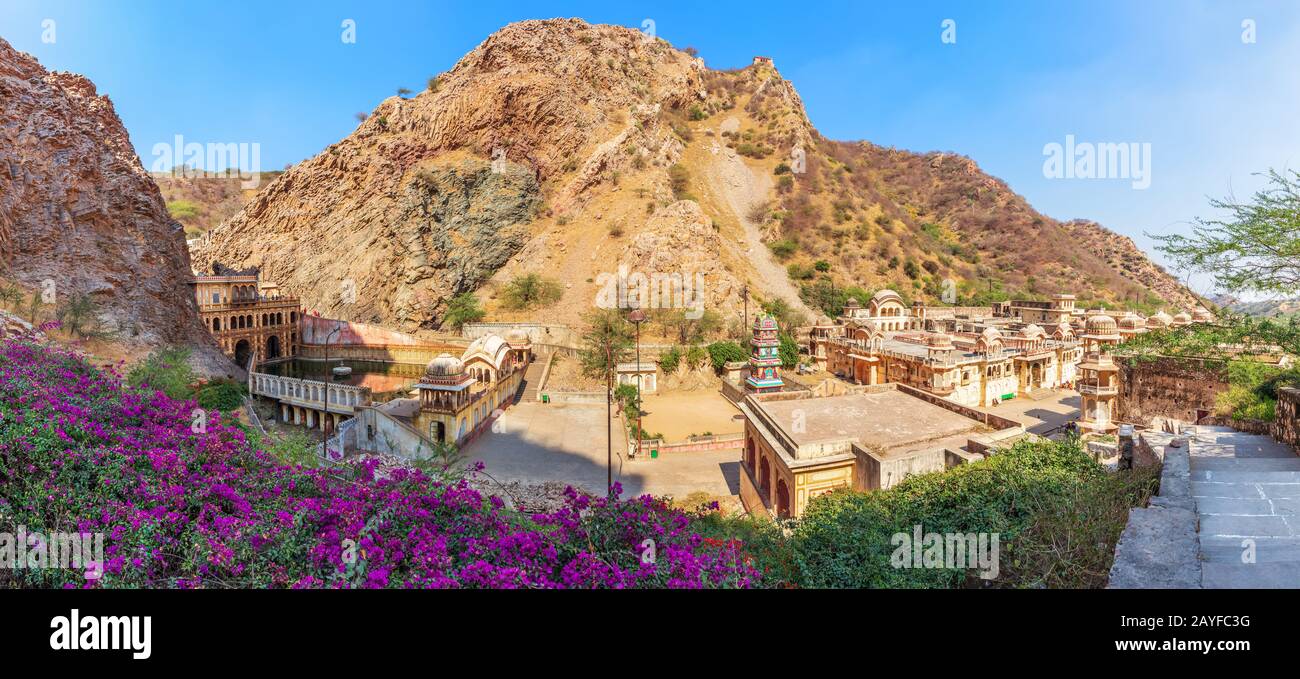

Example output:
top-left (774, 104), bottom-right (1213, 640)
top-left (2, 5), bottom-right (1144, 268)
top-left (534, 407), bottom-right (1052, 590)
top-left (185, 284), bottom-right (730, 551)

top-left (249, 372), bottom-right (371, 415)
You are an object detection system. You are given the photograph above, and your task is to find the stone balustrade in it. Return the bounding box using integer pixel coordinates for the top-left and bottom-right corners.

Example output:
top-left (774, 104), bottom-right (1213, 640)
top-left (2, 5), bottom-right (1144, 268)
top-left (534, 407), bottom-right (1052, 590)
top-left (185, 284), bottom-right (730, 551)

top-left (249, 372), bottom-right (371, 415)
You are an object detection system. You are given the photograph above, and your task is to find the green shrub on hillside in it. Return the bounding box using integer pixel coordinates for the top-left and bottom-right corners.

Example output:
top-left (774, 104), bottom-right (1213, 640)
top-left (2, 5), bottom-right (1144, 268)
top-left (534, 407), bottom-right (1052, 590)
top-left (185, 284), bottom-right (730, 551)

top-left (706, 340), bottom-right (747, 372)
top-left (501, 274), bottom-right (563, 310)
top-left (127, 346), bottom-right (195, 400)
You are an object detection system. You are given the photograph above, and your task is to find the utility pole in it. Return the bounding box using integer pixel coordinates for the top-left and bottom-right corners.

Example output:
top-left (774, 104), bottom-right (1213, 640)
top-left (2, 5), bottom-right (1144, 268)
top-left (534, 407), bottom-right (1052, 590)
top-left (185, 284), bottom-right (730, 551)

top-left (629, 308), bottom-right (646, 459)
top-left (741, 284), bottom-right (749, 337)
top-left (605, 340), bottom-right (614, 497)
top-left (322, 323), bottom-right (341, 453)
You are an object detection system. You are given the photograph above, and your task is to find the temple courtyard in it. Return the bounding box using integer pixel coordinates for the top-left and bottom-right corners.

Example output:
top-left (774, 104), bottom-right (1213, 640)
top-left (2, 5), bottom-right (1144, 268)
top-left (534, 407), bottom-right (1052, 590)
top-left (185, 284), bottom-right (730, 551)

top-left (462, 401), bottom-right (739, 499)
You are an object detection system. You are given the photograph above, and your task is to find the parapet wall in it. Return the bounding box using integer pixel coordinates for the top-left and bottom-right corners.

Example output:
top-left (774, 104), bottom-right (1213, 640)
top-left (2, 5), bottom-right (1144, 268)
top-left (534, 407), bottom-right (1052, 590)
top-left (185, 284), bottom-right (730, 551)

top-left (1274, 388), bottom-right (1300, 448)
top-left (1117, 356), bottom-right (1229, 426)
top-left (302, 315), bottom-right (432, 347)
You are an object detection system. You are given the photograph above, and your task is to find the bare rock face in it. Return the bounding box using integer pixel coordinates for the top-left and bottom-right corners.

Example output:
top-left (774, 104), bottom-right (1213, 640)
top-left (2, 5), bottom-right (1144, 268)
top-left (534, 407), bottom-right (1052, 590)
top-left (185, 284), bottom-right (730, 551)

top-left (0, 37), bottom-right (228, 372)
top-left (192, 19), bottom-right (709, 332)
top-left (189, 18), bottom-right (1198, 329)
top-left (618, 201), bottom-right (741, 317)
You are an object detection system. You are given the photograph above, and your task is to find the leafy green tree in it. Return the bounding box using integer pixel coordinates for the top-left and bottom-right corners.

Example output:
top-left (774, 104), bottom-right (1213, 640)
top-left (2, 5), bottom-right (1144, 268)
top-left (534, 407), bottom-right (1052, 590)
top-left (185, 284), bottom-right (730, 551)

top-left (443, 292), bottom-right (485, 330)
top-left (501, 273), bottom-right (563, 310)
top-left (1153, 169), bottom-right (1300, 295)
top-left (706, 340), bottom-right (747, 372)
top-left (654, 308), bottom-right (721, 344)
top-left (578, 309), bottom-right (633, 379)
top-left (778, 333), bottom-right (800, 368)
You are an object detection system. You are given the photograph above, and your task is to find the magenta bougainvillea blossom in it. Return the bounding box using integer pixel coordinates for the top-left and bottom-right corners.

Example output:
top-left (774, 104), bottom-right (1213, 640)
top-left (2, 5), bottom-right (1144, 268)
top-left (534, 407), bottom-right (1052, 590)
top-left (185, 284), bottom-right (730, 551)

top-left (0, 340), bottom-right (759, 588)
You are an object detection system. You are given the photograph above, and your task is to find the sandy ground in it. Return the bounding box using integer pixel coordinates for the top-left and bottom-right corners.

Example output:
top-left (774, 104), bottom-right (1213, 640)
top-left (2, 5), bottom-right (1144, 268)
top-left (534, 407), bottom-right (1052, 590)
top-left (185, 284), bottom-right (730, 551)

top-left (463, 401), bottom-right (739, 499)
top-left (639, 388), bottom-right (743, 442)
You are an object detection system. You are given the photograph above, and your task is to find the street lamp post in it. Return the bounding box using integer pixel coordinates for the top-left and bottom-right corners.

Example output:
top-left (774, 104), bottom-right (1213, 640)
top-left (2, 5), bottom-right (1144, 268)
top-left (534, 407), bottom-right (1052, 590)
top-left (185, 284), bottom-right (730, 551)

top-left (604, 341), bottom-right (613, 497)
top-left (628, 308), bottom-right (647, 459)
top-left (322, 323), bottom-right (341, 453)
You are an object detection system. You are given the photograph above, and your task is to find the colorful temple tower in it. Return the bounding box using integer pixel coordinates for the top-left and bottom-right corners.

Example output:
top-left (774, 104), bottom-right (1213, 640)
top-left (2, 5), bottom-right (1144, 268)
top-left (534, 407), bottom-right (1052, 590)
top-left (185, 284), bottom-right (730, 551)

top-left (746, 314), bottom-right (785, 392)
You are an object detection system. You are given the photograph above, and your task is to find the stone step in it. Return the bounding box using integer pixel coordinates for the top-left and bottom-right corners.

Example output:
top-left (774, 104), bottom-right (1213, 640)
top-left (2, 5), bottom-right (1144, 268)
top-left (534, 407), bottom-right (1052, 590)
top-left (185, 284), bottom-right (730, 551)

top-left (1192, 481), bottom-right (1300, 499)
top-left (1198, 513), bottom-right (1295, 539)
top-left (1202, 562), bottom-right (1300, 588)
top-left (1191, 458), bottom-right (1300, 472)
top-left (1201, 536), bottom-right (1300, 563)
top-left (1190, 470), bottom-right (1300, 483)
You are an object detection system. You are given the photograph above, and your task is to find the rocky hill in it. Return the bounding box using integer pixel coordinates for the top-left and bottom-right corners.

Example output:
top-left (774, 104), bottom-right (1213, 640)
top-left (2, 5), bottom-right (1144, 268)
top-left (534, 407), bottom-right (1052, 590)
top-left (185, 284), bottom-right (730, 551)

top-left (154, 171), bottom-right (282, 241)
top-left (0, 37), bottom-right (228, 372)
top-left (191, 19), bottom-right (1200, 334)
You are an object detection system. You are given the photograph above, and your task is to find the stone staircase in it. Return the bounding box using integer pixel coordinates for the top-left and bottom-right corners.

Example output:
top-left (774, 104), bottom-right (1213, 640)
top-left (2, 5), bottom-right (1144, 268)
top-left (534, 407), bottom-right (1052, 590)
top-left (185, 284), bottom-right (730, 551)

top-left (1110, 425), bottom-right (1300, 588)
top-left (517, 358), bottom-right (547, 404)
top-left (1190, 426), bottom-right (1300, 588)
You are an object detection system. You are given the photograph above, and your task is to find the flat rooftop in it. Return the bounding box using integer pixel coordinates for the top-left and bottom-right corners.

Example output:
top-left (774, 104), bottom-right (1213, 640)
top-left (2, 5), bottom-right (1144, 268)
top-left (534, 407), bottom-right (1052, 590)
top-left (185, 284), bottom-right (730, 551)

top-left (754, 389), bottom-right (987, 457)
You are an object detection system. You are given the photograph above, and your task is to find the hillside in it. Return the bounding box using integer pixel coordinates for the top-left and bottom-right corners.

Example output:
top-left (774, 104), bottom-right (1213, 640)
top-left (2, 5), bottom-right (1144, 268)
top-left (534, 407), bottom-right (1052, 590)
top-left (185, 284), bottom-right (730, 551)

top-left (154, 171), bottom-right (283, 241)
top-left (190, 19), bottom-right (1199, 334)
top-left (0, 37), bottom-right (229, 372)
top-left (1209, 293), bottom-right (1300, 319)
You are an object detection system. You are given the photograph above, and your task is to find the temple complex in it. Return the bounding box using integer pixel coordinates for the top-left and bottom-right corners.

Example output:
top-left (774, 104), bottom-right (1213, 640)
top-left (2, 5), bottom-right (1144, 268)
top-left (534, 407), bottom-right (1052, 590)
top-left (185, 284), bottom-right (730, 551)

top-left (354, 330), bottom-right (533, 454)
top-left (737, 383), bottom-right (1017, 518)
top-left (192, 268), bottom-right (300, 367)
top-left (808, 288), bottom-right (1215, 409)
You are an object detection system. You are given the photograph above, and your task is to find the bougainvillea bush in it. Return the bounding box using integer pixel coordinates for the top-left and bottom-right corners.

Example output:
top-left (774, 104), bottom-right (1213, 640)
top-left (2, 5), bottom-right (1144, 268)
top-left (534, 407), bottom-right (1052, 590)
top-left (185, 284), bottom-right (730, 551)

top-left (0, 340), bottom-right (760, 588)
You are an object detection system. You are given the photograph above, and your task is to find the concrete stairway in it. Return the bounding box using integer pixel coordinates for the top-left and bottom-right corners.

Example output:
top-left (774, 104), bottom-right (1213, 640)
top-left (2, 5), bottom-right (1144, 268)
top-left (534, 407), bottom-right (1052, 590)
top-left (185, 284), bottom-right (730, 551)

top-left (1190, 426), bottom-right (1300, 588)
top-left (516, 358), bottom-right (547, 404)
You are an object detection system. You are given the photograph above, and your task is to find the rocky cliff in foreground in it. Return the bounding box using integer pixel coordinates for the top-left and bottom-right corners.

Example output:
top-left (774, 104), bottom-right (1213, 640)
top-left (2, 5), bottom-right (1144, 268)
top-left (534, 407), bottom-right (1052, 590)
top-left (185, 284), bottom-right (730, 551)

top-left (0, 37), bottom-right (228, 372)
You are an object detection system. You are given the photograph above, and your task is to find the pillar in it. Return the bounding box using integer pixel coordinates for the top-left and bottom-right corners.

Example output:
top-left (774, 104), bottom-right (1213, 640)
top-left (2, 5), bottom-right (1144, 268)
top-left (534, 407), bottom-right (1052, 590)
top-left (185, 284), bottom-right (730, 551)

top-left (293, 407), bottom-right (302, 425)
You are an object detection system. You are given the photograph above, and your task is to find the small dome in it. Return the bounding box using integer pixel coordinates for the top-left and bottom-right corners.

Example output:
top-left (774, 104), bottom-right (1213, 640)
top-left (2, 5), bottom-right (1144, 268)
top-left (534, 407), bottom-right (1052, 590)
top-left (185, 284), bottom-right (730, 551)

top-left (425, 353), bottom-right (464, 378)
top-left (1172, 311), bottom-right (1193, 324)
top-left (871, 289), bottom-right (902, 305)
top-left (1022, 323), bottom-right (1045, 338)
top-left (1118, 313), bottom-right (1145, 329)
top-left (1086, 314), bottom-right (1118, 334)
top-left (1053, 321), bottom-right (1074, 338)
top-left (505, 328), bottom-right (530, 345)
top-left (843, 298), bottom-right (862, 309)
top-left (926, 333), bottom-right (954, 348)
top-left (1147, 311), bottom-right (1172, 328)
top-left (980, 326), bottom-right (1003, 340)
top-left (1192, 308), bottom-right (1214, 322)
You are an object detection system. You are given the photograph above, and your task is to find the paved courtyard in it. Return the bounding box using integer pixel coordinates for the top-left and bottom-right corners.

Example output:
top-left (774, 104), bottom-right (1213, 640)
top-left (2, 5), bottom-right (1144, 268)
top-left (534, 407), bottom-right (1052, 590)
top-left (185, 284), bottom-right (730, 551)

top-left (463, 401), bottom-right (739, 499)
top-left (975, 388), bottom-right (1080, 436)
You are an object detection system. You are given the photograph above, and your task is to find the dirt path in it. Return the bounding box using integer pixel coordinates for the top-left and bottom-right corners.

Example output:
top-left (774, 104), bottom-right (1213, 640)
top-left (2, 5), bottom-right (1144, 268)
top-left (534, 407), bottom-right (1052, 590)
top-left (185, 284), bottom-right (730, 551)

top-left (699, 124), bottom-right (815, 320)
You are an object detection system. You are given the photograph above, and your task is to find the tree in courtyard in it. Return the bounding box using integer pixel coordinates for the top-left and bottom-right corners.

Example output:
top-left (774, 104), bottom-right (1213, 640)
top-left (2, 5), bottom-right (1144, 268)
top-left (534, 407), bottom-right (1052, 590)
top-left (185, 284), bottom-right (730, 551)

top-left (578, 309), bottom-right (633, 379)
top-left (1152, 169), bottom-right (1300, 296)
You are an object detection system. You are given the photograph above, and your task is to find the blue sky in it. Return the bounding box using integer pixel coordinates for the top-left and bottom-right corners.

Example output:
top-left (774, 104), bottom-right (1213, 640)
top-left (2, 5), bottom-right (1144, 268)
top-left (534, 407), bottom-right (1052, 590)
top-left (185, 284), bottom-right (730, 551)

top-left (4, 0), bottom-right (1299, 297)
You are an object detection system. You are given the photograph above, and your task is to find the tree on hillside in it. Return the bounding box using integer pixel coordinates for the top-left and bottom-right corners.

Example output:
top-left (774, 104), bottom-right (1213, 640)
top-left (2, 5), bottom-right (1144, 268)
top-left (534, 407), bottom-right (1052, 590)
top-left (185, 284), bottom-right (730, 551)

top-left (443, 292), bottom-right (485, 330)
top-left (396, 87), bottom-right (413, 98)
top-left (1152, 169), bottom-right (1300, 296)
top-left (654, 308), bottom-right (721, 345)
top-left (501, 273), bottom-right (563, 310)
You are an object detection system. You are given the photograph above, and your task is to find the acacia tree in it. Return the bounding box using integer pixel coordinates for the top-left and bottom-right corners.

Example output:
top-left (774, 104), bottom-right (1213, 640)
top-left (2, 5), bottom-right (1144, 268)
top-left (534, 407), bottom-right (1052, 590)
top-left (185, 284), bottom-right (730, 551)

top-left (1152, 169), bottom-right (1300, 296)
top-left (578, 309), bottom-right (633, 379)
